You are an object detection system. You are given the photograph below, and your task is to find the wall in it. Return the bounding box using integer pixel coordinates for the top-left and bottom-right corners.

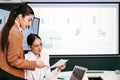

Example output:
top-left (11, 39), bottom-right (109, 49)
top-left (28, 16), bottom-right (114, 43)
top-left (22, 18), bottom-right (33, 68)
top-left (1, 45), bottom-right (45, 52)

top-left (0, 3), bottom-right (24, 11)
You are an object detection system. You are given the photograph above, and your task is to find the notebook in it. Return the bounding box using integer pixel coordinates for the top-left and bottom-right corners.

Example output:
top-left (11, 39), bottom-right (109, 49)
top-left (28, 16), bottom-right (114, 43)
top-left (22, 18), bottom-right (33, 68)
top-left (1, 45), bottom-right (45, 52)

top-left (70, 65), bottom-right (88, 80)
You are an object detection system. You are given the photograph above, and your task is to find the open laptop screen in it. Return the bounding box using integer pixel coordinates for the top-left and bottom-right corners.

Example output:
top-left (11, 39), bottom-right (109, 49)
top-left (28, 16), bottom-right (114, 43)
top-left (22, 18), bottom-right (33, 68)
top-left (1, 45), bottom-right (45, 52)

top-left (70, 65), bottom-right (87, 80)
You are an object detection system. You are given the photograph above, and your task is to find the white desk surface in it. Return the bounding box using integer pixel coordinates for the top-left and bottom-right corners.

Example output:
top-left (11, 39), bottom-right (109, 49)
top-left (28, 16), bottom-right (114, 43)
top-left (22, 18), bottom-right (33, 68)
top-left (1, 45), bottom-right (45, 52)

top-left (52, 70), bottom-right (120, 80)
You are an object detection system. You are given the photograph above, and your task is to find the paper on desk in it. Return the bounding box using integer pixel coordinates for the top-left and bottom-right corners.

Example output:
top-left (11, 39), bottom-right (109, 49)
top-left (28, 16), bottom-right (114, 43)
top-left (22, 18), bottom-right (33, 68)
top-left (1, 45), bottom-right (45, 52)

top-left (50, 59), bottom-right (68, 69)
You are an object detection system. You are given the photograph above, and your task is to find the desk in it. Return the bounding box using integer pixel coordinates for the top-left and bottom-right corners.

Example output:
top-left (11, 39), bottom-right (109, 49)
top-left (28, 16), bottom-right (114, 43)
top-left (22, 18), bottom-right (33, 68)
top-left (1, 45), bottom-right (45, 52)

top-left (52, 70), bottom-right (120, 80)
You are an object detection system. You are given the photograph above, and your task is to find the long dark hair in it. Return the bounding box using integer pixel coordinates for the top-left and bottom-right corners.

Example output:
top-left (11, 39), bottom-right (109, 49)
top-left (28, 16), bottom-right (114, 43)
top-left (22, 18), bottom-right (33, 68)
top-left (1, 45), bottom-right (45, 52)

top-left (0, 4), bottom-right (34, 52)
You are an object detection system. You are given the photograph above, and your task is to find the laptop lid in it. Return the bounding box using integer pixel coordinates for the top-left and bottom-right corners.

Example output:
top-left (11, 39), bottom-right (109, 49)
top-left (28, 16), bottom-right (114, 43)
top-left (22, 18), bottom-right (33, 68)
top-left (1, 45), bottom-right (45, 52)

top-left (70, 65), bottom-right (88, 80)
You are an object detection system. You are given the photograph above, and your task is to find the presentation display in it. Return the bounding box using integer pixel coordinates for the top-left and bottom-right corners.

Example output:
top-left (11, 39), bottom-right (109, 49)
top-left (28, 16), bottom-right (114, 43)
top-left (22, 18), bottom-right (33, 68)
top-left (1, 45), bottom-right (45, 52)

top-left (28, 3), bottom-right (119, 55)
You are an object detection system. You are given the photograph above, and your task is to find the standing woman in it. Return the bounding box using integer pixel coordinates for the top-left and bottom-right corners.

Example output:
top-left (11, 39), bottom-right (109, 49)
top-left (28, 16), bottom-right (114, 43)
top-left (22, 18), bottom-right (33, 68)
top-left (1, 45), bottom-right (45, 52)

top-left (0, 4), bottom-right (46, 80)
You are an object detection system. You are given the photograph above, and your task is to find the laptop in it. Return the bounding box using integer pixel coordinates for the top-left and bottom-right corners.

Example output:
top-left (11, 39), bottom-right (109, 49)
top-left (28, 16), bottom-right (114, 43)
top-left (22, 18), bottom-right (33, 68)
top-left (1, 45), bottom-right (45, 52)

top-left (70, 65), bottom-right (88, 80)
top-left (58, 65), bottom-right (87, 80)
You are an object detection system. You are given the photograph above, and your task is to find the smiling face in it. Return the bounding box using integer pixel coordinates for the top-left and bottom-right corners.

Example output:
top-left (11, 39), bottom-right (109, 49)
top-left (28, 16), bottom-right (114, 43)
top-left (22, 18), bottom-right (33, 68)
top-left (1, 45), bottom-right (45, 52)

top-left (19, 14), bottom-right (34, 30)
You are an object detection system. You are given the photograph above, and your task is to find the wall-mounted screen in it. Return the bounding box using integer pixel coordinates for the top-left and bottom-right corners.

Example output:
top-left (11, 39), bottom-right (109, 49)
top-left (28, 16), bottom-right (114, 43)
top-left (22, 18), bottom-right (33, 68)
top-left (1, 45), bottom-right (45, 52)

top-left (28, 3), bottom-right (119, 55)
top-left (0, 9), bottom-right (9, 31)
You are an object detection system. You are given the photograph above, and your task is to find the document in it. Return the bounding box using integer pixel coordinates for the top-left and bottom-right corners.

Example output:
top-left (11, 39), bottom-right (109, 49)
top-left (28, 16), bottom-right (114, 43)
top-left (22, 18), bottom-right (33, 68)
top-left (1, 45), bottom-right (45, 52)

top-left (115, 70), bottom-right (120, 74)
top-left (50, 59), bottom-right (68, 68)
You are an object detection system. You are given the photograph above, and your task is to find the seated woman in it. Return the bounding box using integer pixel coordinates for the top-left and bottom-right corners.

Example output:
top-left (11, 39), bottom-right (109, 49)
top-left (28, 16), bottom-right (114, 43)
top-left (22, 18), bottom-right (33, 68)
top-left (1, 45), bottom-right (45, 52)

top-left (25, 34), bottom-right (66, 80)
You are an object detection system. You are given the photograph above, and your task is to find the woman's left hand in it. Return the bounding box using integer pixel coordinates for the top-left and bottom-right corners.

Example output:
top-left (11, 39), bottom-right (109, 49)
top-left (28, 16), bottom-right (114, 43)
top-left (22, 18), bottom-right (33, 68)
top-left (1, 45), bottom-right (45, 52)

top-left (57, 63), bottom-right (66, 72)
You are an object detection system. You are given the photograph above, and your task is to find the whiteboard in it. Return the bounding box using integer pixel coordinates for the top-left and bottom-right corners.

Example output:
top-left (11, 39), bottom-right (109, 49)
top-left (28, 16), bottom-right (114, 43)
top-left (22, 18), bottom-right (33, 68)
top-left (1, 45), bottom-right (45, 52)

top-left (28, 3), bottom-right (119, 55)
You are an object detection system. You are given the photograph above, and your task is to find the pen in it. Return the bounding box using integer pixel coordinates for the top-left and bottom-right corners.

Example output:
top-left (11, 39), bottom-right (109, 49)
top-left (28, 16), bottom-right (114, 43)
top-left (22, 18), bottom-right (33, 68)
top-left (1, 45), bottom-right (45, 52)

top-left (57, 77), bottom-right (65, 80)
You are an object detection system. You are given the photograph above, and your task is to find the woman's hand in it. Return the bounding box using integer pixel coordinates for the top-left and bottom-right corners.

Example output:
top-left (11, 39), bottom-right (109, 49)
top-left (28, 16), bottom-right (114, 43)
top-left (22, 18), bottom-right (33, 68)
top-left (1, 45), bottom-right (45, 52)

top-left (57, 63), bottom-right (66, 72)
top-left (36, 61), bottom-right (48, 68)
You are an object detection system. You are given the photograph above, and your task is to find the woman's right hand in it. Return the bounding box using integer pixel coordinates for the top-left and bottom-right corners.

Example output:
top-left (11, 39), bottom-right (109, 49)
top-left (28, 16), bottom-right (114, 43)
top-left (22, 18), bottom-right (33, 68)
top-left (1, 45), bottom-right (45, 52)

top-left (36, 61), bottom-right (48, 68)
